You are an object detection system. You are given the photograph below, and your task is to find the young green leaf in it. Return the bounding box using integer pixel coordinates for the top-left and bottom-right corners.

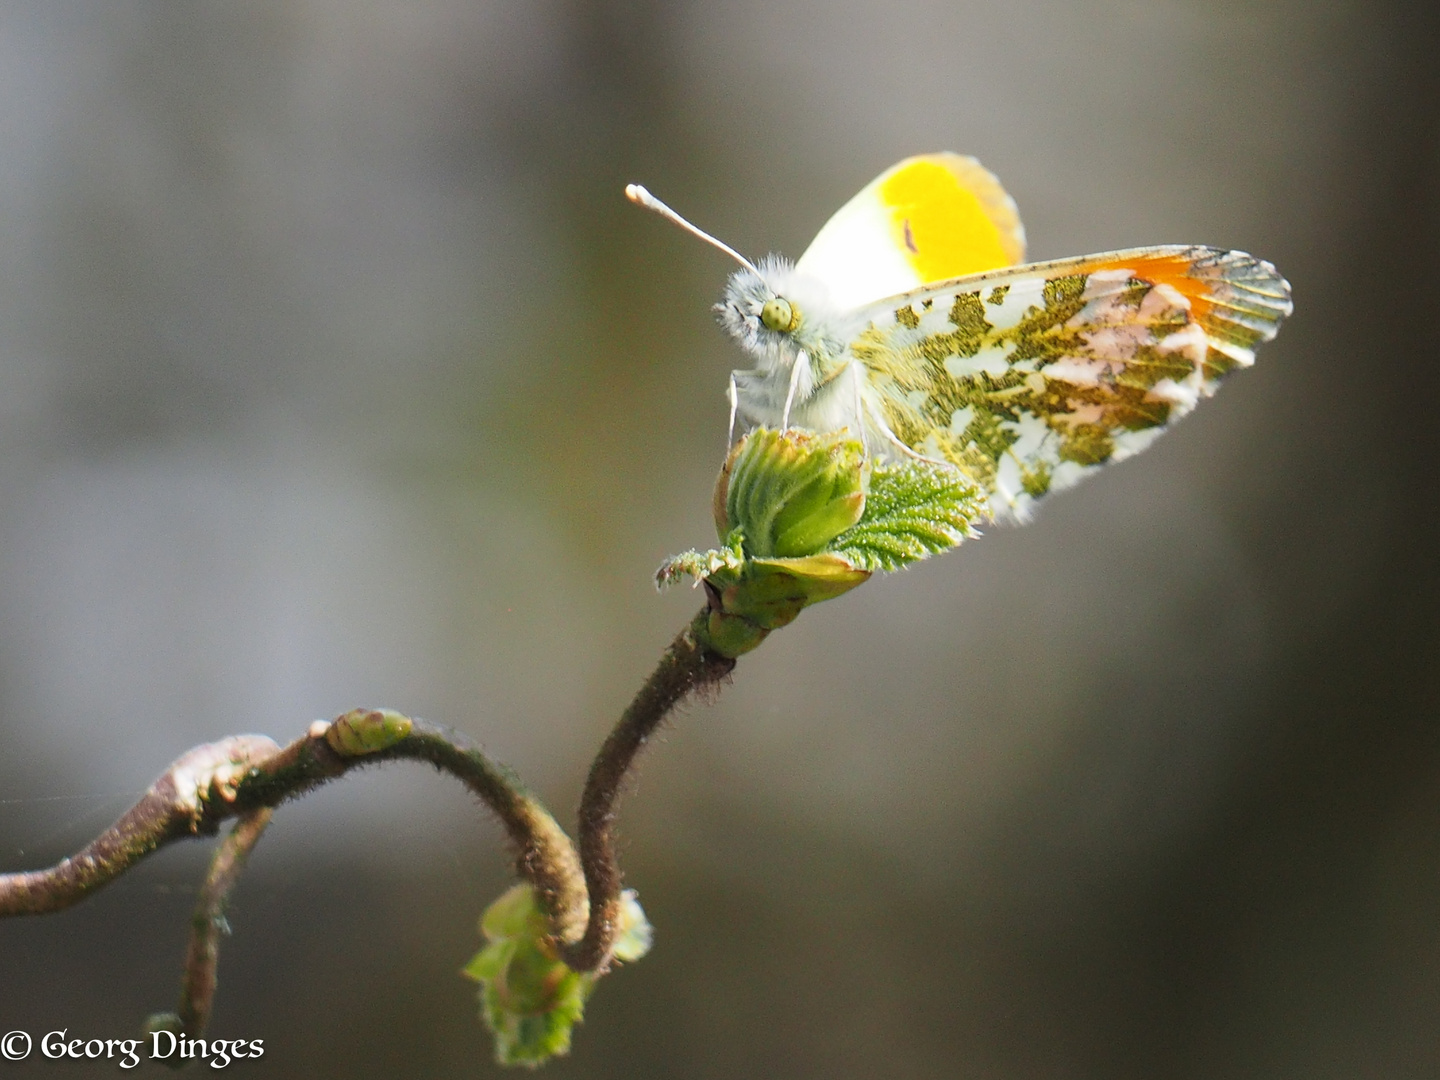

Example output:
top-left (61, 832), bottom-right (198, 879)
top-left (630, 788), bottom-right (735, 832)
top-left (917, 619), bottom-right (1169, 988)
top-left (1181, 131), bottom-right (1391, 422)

top-left (827, 460), bottom-right (982, 572)
top-left (464, 884), bottom-right (652, 1067)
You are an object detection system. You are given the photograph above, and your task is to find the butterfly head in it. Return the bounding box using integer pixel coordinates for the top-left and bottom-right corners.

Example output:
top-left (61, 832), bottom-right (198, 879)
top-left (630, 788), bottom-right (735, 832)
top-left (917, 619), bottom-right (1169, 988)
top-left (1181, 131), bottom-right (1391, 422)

top-left (714, 257), bottom-right (848, 373)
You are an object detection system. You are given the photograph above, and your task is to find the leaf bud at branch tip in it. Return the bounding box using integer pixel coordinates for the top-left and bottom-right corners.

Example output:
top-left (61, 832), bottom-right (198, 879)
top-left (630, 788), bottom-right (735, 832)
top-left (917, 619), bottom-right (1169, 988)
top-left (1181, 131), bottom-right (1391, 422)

top-left (464, 884), bottom-right (652, 1067)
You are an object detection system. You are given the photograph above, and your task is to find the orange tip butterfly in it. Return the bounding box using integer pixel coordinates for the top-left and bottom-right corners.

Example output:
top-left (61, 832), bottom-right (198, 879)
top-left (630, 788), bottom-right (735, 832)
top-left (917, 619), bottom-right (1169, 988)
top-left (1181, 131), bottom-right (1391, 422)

top-left (629, 153), bottom-right (1292, 522)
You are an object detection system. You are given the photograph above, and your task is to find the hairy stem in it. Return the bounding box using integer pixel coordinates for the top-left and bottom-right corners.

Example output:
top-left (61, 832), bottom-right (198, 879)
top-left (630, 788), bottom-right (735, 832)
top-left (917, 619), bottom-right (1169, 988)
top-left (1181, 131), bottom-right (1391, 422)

top-left (169, 809), bottom-right (274, 1046)
top-left (564, 609), bottom-right (735, 973)
top-left (373, 720), bottom-right (587, 943)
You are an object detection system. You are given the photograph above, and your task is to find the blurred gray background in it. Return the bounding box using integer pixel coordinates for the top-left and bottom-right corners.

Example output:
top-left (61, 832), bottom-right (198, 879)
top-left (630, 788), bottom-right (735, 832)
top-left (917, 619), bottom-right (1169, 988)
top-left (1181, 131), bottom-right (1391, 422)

top-left (1, 0), bottom-right (1437, 1076)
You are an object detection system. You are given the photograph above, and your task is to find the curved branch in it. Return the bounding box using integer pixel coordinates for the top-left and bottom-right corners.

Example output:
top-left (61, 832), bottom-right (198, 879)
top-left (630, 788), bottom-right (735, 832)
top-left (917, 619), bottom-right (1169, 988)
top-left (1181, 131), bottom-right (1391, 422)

top-left (0, 719), bottom-right (587, 946)
top-left (364, 719), bottom-right (587, 943)
top-left (0, 736), bottom-right (281, 917)
top-left (564, 609), bottom-right (735, 973)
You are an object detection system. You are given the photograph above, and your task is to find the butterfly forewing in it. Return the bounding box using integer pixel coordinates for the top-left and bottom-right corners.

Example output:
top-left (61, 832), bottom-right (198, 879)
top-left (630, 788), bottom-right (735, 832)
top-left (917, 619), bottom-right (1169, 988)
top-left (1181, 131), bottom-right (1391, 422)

top-left (848, 245), bottom-right (1292, 521)
top-left (795, 153), bottom-right (1027, 311)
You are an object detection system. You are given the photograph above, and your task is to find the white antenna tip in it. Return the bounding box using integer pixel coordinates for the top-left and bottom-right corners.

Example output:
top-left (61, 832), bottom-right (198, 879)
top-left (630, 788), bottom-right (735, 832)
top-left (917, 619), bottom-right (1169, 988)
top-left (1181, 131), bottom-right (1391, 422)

top-left (625, 183), bottom-right (655, 208)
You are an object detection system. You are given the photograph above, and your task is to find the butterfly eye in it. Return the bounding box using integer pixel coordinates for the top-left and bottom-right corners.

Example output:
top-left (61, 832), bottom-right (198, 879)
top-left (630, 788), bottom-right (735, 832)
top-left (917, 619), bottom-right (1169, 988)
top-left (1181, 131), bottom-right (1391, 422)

top-left (760, 297), bottom-right (800, 333)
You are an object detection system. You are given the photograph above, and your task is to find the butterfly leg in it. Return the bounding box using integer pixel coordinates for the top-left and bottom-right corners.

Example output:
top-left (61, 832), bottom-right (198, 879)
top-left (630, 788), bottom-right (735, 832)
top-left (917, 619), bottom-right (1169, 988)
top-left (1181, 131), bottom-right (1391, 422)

top-left (781, 350), bottom-right (807, 432)
top-left (726, 371), bottom-right (740, 446)
top-left (861, 392), bottom-right (945, 465)
top-left (850, 363), bottom-right (868, 455)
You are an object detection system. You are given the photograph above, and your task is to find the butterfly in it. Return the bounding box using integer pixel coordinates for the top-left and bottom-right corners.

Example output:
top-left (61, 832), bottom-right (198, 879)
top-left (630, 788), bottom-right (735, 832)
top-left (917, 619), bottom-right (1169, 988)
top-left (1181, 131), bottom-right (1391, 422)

top-left (628, 153), bottom-right (1292, 523)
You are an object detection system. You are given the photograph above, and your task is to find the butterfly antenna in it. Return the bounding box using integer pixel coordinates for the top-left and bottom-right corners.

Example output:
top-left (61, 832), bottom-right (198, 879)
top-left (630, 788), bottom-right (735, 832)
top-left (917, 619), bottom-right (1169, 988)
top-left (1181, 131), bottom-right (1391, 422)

top-left (625, 184), bottom-right (761, 275)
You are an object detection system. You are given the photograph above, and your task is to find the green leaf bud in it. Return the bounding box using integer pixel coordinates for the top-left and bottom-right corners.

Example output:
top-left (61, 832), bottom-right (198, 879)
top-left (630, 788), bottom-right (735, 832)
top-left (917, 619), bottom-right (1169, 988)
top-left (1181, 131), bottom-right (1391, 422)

top-left (668, 430), bottom-right (981, 660)
top-left (325, 708), bottom-right (413, 756)
top-left (717, 429), bottom-right (868, 558)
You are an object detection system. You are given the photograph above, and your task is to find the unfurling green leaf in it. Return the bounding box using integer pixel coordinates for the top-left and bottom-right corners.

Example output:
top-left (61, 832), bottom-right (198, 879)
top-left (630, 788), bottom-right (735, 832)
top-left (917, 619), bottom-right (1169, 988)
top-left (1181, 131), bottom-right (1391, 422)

top-left (464, 884), bottom-right (652, 1068)
top-left (829, 458), bottom-right (983, 571)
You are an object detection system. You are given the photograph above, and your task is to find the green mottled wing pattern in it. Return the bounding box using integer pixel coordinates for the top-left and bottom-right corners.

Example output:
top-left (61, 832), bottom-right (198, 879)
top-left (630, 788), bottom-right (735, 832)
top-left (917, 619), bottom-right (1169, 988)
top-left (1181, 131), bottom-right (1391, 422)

top-left (848, 245), bottom-right (1292, 521)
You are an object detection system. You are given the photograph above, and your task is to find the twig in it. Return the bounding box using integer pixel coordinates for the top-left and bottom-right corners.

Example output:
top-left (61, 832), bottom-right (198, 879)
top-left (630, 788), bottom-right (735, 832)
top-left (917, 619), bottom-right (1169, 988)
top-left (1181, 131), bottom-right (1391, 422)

top-left (0, 736), bottom-right (281, 917)
top-left (180, 808), bottom-right (273, 1037)
top-left (143, 807), bottom-right (274, 1056)
top-left (0, 720), bottom-right (587, 945)
top-left (564, 608), bottom-right (735, 973)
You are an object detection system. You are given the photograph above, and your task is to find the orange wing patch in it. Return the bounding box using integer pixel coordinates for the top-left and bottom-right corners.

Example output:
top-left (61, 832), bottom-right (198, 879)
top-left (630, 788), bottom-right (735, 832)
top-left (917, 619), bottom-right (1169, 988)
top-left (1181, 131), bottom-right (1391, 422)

top-left (1066, 247), bottom-right (1289, 365)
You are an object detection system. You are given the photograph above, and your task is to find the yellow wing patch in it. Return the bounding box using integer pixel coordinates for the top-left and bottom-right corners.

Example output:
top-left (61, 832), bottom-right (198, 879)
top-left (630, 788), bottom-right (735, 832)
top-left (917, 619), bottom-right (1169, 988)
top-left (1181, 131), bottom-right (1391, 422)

top-left (849, 245), bottom-right (1292, 521)
top-left (878, 155), bottom-right (1025, 283)
top-left (795, 153), bottom-right (1026, 311)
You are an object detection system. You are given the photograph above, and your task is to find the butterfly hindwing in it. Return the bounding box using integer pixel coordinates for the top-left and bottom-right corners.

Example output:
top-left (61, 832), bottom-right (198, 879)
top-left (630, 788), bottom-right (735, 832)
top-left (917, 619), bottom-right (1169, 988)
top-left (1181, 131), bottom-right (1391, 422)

top-left (848, 245), bottom-right (1293, 520)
